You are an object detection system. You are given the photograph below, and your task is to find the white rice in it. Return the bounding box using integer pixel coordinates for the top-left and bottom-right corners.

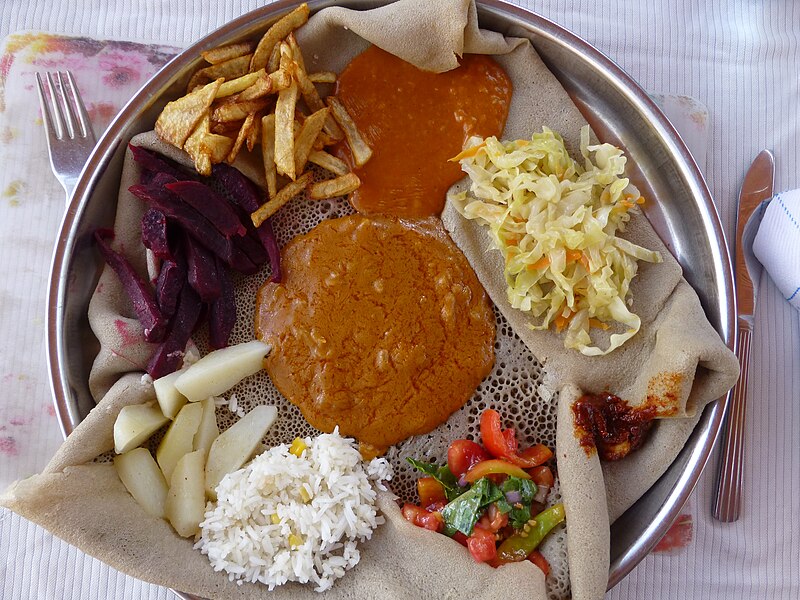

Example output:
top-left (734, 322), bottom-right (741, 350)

top-left (194, 429), bottom-right (393, 592)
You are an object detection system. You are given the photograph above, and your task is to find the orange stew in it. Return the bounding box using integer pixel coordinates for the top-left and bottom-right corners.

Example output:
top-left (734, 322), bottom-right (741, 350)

top-left (334, 45), bottom-right (512, 217)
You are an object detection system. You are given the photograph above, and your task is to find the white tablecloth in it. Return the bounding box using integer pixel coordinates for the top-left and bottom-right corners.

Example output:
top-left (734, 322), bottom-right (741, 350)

top-left (0, 1), bottom-right (797, 599)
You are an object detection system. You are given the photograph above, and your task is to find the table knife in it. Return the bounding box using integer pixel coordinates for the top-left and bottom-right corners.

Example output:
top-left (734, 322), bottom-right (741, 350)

top-left (712, 149), bottom-right (775, 522)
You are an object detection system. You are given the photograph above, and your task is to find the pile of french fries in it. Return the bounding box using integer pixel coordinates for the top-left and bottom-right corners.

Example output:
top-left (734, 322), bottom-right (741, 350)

top-left (154, 3), bottom-right (372, 229)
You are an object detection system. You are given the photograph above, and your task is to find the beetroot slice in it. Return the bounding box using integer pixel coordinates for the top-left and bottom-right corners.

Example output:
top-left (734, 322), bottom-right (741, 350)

top-left (208, 163), bottom-right (280, 279)
top-left (94, 229), bottom-right (167, 343)
top-left (166, 180), bottom-right (247, 238)
top-left (129, 183), bottom-right (256, 273)
top-left (185, 234), bottom-right (222, 302)
top-left (155, 258), bottom-right (185, 318)
top-left (211, 163), bottom-right (261, 212)
top-left (129, 144), bottom-right (197, 182)
top-left (257, 219), bottom-right (282, 283)
top-left (141, 208), bottom-right (172, 260)
top-left (147, 283), bottom-right (202, 378)
top-left (208, 256), bottom-right (236, 349)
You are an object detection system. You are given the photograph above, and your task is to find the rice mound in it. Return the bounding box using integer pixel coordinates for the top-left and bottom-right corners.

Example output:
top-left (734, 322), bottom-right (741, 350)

top-left (195, 429), bottom-right (393, 592)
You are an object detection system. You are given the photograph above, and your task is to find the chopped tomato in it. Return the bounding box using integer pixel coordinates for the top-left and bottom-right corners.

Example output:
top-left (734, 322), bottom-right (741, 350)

top-left (480, 409), bottom-right (552, 468)
top-left (447, 439), bottom-right (490, 477)
top-left (528, 550), bottom-right (550, 576)
top-left (517, 444), bottom-right (553, 467)
top-left (417, 476), bottom-right (447, 509)
top-left (529, 465), bottom-right (555, 488)
top-left (483, 503), bottom-right (509, 532)
top-left (451, 531), bottom-right (469, 547)
top-left (467, 525), bottom-right (497, 563)
top-left (464, 459), bottom-right (531, 483)
top-left (401, 504), bottom-right (444, 532)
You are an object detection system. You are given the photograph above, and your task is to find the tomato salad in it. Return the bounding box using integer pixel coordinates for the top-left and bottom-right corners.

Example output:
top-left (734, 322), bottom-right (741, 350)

top-left (402, 409), bottom-right (565, 574)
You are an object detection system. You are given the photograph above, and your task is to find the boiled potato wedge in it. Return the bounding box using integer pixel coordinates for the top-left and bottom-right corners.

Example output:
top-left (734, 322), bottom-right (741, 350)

top-left (153, 367), bottom-right (189, 419)
top-left (114, 403), bottom-right (169, 454)
top-left (205, 405), bottom-right (278, 500)
top-left (114, 447), bottom-right (168, 519)
top-left (193, 396), bottom-right (219, 460)
top-left (174, 340), bottom-right (271, 403)
top-left (156, 402), bottom-right (203, 482)
top-left (165, 450), bottom-right (206, 538)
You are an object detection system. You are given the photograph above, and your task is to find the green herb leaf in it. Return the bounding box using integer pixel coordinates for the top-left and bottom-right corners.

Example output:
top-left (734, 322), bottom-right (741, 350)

top-left (508, 504), bottom-right (532, 530)
top-left (441, 478), bottom-right (490, 536)
top-left (501, 476), bottom-right (538, 503)
top-left (406, 458), bottom-right (462, 501)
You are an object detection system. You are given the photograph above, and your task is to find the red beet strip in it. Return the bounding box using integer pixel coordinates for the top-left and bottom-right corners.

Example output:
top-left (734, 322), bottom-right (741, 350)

top-left (208, 255), bottom-right (236, 349)
top-left (147, 283), bottom-right (202, 378)
top-left (155, 258), bottom-right (185, 318)
top-left (166, 180), bottom-right (247, 238)
top-left (141, 208), bottom-right (172, 260)
top-left (94, 229), bottom-right (167, 343)
top-left (185, 234), bottom-right (222, 302)
top-left (129, 182), bottom-right (256, 274)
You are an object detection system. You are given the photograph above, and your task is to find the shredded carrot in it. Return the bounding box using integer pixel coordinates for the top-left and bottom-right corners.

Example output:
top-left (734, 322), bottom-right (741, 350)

top-left (526, 256), bottom-right (550, 271)
top-left (449, 141), bottom-right (486, 162)
top-left (580, 253), bottom-right (591, 270)
top-left (505, 235), bottom-right (521, 247)
top-left (636, 196), bottom-right (646, 205)
top-left (566, 249), bottom-right (583, 263)
top-left (588, 318), bottom-right (610, 330)
top-left (554, 309), bottom-right (575, 332)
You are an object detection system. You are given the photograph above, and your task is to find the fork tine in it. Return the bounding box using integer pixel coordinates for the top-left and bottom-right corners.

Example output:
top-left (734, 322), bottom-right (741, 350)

top-left (44, 72), bottom-right (67, 140)
top-left (54, 72), bottom-right (76, 139)
top-left (36, 73), bottom-right (60, 140)
top-left (64, 71), bottom-right (94, 140)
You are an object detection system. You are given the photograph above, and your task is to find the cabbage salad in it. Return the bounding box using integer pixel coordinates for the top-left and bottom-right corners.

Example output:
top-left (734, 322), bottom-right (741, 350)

top-left (448, 126), bottom-right (662, 356)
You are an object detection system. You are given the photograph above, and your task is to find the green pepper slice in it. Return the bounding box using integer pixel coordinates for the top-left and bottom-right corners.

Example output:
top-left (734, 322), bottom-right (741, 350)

top-left (495, 503), bottom-right (566, 563)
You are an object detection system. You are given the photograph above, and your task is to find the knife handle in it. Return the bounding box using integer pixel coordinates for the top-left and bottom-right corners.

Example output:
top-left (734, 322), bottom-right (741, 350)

top-left (712, 321), bottom-right (752, 522)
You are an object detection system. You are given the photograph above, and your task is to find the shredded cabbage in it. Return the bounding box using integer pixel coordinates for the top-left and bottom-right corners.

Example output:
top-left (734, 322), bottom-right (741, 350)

top-left (449, 126), bottom-right (662, 356)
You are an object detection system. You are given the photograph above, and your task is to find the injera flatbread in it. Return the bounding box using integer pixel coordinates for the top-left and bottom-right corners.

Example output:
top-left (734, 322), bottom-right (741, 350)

top-left (1, 1), bottom-right (739, 600)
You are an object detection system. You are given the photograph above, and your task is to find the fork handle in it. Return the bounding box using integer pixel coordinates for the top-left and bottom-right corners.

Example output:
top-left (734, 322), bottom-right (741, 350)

top-left (712, 320), bottom-right (752, 522)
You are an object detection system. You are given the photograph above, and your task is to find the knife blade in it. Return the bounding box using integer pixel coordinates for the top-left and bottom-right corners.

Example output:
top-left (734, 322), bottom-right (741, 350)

top-left (712, 149), bottom-right (774, 522)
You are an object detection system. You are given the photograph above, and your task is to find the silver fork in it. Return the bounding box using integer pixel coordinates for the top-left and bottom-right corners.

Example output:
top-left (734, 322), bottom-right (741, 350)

top-left (35, 71), bottom-right (96, 202)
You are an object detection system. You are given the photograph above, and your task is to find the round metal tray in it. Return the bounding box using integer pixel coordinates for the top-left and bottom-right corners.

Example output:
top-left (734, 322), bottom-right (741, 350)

top-left (46, 0), bottom-right (735, 593)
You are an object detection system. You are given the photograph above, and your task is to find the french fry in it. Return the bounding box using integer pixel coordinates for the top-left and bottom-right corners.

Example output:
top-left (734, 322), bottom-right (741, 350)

top-left (286, 33), bottom-right (306, 72)
top-left (308, 173), bottom-right (361, 200)
top-left (246, 112), bottom-right (261, 151)
top-left (185, 70), bottom-right (208, 94)
top-left (267, 42), bottom-right (282, 73)
top-left (212, 98), bottom-right (271, 123)
top-left (308, 72), bottom-right (337, 84)
top-left (312, 131), bottom-right (338, 150)
top-left (210, 120), bottom-right (243, 135)
top-left (156, 79), bottom-right (223, 148)
top-left (290, 43), bottom-right (344, 141)
top-left (274, 75), bottom-right (299, 180)
top-left (216, 71), bottom-right (264, 98)
top-left (184, 113), bottom-right (233, 176)
top-left (261, 114), bottom-right (277, 199)
top-left (202, 41), bottom-right (255, 65)
top-left (198, 54), bottom-right (253, 82)
top-left (249, 3), bottom-right (310, 72)
top-left (237, 69), bottom-right (292, 101)
top-left (294, 107), bottom-right (329, 174)
top-left (308, 150), bottom-right (349, 176)
top-left (227, 112), bottom-right (257, 164)
top-left (251, 171), bottom-right (313, 227)
top-left (327, 96), bottom-right (373, 167)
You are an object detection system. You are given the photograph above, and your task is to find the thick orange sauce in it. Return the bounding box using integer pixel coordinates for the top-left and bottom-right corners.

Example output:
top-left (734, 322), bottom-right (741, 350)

top-left (255, 215), bottom-right (496, 457)
top-left (334, 46), bottom-right (512, 217)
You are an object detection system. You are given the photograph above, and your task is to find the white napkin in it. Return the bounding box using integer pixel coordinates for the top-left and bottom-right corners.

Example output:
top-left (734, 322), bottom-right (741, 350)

top-left (752, 189), bottom-right (800, 310)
